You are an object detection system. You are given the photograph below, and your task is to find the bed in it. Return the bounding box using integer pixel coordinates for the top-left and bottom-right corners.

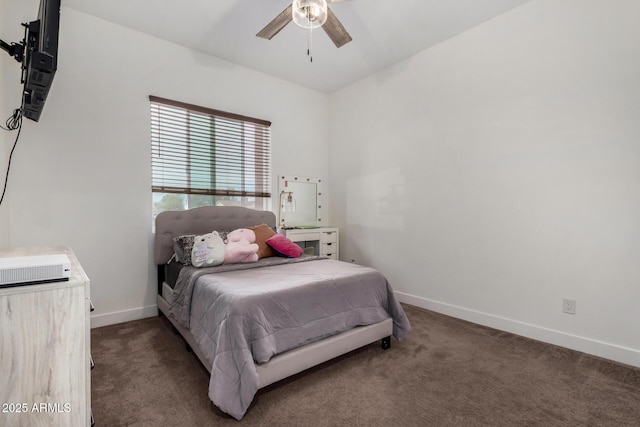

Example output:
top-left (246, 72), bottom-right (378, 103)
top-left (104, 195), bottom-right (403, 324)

top-left (154, 206), bottom-right (411, 420)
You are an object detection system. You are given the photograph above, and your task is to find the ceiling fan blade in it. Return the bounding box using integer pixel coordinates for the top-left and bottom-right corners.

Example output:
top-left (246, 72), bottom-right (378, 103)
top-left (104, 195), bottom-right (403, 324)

top-left (322, 7), bottom-right (352, 48)
top-left (256, 4), bottom-right (293, 40)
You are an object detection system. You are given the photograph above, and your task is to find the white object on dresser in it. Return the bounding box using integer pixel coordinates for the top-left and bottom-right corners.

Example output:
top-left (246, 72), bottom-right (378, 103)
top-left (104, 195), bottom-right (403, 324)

top-left (0, 254), bottom-right (71, 286)
top-left (0, 246), bottom-right (91, 427)
top-left (280, 227), bottom-right (339, 259)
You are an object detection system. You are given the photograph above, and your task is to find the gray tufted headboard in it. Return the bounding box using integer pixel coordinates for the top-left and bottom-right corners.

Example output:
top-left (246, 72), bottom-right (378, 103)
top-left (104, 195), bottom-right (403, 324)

top-left (154, 206), bottom-right (277, 265)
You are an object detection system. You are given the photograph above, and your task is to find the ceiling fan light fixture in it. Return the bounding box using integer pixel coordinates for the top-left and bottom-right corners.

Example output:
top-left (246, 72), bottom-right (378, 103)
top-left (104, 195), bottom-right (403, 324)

top-left (292, 0), bottom-right (328, 29)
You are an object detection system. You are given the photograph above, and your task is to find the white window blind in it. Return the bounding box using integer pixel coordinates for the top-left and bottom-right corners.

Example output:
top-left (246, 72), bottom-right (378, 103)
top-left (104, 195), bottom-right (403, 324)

top-left (150, 96), bottom-right (271, 213)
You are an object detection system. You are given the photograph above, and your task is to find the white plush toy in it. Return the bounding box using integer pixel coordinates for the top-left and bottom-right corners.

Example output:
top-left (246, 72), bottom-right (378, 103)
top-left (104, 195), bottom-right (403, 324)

top-left (224, 228), bottom-right (259, 264)
top-left (191, 231), bottom-right (225, 268)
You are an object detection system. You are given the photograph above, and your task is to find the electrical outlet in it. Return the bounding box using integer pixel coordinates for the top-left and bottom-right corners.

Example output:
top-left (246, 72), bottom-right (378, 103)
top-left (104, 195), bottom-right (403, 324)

top-left (562, 298), bottom-right (576, 315)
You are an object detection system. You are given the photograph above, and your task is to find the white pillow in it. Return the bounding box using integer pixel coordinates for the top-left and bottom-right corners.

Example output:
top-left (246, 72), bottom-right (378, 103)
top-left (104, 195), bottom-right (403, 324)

top-left (191, 231), bottom-right (225, 268)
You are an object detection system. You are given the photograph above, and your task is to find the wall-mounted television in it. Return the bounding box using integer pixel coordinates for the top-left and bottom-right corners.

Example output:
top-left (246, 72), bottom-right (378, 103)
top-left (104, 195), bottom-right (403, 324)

top-left (0, 0), bottom-right (61, 122)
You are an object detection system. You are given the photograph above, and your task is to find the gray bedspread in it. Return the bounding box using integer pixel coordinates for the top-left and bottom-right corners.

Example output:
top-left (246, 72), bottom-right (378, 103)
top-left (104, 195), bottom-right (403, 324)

top-left (169, 257), bottom-right (411, 420)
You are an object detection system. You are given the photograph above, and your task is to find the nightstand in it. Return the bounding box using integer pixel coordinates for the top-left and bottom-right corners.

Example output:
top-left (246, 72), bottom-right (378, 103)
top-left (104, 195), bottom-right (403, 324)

top-left (0, 246), bottom-right (92, 427)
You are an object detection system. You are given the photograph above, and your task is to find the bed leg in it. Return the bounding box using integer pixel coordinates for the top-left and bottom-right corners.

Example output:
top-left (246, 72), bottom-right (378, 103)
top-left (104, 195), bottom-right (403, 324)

top-left (381, 336), bottom-right (391, 350)
top-left (186, 343), bottom-right (193, 353)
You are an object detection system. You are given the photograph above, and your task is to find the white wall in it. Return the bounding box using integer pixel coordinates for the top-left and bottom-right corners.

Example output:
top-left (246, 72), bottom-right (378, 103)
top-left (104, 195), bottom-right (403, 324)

top-left (0, 0), bottom-right (35, 247)
top-left (0, 4), bottom-right (329, 327)
top-left (329, 0), bottom-right (640, 367)
top-left (0, 1), bottom-right (7, 247)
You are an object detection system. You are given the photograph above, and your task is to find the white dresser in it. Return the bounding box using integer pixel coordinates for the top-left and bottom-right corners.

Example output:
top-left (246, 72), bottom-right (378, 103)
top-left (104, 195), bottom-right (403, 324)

top-left (0, 246), bottom-right (91, 427)
top-left (280, 227), bottom-right (339, 259)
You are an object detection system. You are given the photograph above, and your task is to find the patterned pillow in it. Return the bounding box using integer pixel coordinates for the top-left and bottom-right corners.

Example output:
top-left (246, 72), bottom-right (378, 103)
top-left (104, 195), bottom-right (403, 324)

top-left (173, 235), bottom-right (196, 265)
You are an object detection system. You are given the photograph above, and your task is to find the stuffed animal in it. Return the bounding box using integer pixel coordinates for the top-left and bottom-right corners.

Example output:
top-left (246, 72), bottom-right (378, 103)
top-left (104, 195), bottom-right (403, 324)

top-left (191, 231), bottom-right (225, 268)
top-left (224, 228), bottom-right (259, 264)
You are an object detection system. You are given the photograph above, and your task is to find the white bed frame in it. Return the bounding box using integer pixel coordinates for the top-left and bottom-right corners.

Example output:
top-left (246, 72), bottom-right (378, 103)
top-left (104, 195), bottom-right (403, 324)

top-left (154, 206), bottom-right (393, 390)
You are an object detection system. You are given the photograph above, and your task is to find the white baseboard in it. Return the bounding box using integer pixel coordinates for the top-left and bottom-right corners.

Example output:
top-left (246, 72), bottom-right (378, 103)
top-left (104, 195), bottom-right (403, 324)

top-left (396, 291), bottom-right (640, 369)
top-left (90, 304), bottom-right (158, 329)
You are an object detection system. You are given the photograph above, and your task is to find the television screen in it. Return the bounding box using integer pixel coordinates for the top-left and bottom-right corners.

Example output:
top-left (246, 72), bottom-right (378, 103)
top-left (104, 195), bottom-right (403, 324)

top-left (21, 0), bottom-right (61, 122)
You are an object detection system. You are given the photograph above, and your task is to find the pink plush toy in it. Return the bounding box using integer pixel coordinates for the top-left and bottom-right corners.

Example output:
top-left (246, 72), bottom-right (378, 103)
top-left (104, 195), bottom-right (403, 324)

top-left (224, 228), bottom-right (259, 264)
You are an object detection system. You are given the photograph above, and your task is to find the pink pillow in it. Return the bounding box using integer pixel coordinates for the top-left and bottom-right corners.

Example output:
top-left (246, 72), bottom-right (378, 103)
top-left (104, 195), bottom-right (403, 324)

top-left (265, 234), bottom-right (304, 258)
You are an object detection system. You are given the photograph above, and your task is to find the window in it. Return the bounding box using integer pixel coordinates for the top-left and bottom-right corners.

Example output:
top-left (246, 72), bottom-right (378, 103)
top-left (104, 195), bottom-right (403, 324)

top-left (150, 96), bottom-right (271, 219)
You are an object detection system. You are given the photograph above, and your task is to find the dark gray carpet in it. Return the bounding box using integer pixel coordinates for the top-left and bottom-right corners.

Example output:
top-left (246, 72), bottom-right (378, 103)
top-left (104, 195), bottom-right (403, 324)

top-left (91, 304), bottom-right (640, 426)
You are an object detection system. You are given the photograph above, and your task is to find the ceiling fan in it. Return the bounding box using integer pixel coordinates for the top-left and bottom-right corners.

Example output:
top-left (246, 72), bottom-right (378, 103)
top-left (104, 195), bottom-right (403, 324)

top-left (256, 0), bottom-right (353, 48)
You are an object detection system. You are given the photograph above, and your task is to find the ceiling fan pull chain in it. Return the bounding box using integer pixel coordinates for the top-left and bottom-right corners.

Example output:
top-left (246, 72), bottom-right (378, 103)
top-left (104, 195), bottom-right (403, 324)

top-left (308, 26), bottom-right (313, 63)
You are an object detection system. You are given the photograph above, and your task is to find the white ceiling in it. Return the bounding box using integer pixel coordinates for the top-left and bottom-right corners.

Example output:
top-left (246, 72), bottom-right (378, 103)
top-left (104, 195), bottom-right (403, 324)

top-left (64, 0), bottom-right (532, 93)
